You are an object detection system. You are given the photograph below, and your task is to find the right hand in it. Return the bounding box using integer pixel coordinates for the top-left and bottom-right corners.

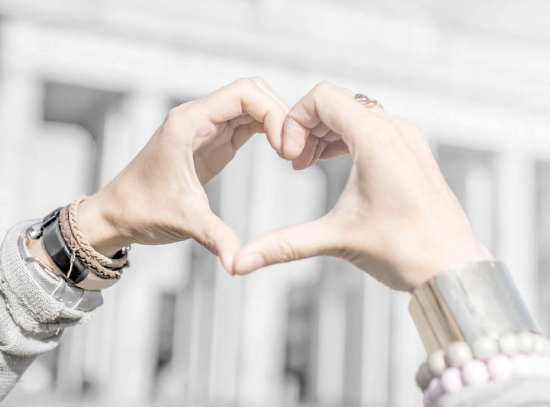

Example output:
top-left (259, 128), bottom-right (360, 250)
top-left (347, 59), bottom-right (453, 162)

top-left (234, 82), bottom-right (493, 291)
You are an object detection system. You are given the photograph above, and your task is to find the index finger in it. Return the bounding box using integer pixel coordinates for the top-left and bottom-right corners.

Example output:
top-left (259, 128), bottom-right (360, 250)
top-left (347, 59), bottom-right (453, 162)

top-left (196, 78), bottom-right (288, 153)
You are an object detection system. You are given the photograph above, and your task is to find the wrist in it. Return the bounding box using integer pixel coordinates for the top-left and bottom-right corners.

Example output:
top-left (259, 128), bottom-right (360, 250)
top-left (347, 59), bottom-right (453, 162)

top-left (77, 192), bottom-right (134, 257)
top-left (407, 232), bottom-right (495, 291)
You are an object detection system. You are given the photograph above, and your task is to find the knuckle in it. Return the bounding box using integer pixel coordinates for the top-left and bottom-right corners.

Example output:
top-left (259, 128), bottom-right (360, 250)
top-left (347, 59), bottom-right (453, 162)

top-left (165, 102), bottom-right (193, 124)
top-left (404, 123), bottom-right (427, 142)
top-left (165, 106), bottom-right (180, 123)
top-left (313, 81), bottom-right (335, 94)
top-left (171, 100), bottom-right (194, 114)
top-left (402, 122), bottom-right (421, 134)
top-left (162, 105), bottom-right (196, 140)
top-left (199, 229), bottom-right (218, 254)
top-left (162, 109), bottom-right (180, 134)
top-left (387, 121), bottom-right (430, 153)
top-left (234, 77), bottom-right (255, 90)
top-left (340, 247), bottom-right (362, 264)
top-left (249, 76), bottom-right (267, 87)
top-left (373, 119), bottom-right (400, 144)
top-left (274, 238), bottom-right (297, 263)
top-left (400, 122), bottom-right (425, 141)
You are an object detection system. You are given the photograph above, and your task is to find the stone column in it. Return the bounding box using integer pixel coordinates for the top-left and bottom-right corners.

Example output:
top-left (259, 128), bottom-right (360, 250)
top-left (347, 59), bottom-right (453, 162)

top-left (236, 138), bottom-right (327, 406)
top-left (315, 266), bottom-right (346, 405)
top-left (464, 162), bottom-right (496, 252)
top-left (342, 269), bottom-right (365, 405)
top-left (495, 147), bottom-right (539, 319)
top-left (99, 91), bottom-right (180, 403)
top-left (208, 142), bottom-right (254, 404)
top-left (0, 69), bottom-right (42, 234)
top-left (362, 279), bottom-right (392, 406)
top-left (388, 292), bottom-right (425, 407)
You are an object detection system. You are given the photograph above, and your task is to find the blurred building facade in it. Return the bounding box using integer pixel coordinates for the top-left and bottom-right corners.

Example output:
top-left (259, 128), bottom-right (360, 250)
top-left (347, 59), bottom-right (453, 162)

top-left (0, 1), bottom-right (550, 406)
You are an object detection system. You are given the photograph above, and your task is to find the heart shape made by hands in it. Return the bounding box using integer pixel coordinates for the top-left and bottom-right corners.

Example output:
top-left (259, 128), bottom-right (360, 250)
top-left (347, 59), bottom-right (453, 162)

top-left (84, 79), bottom-right (491, 292)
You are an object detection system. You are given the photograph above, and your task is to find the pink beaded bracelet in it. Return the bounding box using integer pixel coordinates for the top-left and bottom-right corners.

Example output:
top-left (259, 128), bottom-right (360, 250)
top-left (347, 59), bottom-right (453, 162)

top-left (415, 332), bottom-right (550, 407)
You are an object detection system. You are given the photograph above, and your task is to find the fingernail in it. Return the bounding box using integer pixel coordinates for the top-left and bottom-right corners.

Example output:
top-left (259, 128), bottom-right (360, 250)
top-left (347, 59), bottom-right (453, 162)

top-left (235, 253), bottom-right (266, 274)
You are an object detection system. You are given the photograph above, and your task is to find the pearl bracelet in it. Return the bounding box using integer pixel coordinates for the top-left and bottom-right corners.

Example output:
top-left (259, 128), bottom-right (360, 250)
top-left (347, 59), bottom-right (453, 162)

top-left (416, 332), bottom-right (550, 406)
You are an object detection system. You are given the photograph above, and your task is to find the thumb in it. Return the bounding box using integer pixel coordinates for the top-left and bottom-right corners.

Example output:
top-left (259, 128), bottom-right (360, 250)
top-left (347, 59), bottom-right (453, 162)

top-left (233, 216), bottom-right (339, 275)
top-left (191, 211), bottom-right (241, 274)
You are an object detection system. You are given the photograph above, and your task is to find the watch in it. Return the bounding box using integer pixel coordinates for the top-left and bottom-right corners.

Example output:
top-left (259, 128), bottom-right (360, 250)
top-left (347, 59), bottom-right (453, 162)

top-left (27, 208), bottom-right (118, 290)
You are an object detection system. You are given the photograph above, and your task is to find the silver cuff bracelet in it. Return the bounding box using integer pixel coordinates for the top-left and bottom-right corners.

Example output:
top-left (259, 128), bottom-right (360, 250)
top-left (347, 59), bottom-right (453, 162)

top-left (409, 261), bottom-right (539, 353)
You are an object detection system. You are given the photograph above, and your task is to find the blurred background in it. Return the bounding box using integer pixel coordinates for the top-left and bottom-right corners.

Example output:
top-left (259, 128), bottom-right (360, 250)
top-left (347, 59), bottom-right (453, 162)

top-left (0, 0), bottom-right (550, 406)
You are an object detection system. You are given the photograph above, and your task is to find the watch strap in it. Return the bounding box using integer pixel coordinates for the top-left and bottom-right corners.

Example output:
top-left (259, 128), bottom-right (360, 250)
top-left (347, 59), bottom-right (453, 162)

top-left (42, 217), bottom-right (89, 285)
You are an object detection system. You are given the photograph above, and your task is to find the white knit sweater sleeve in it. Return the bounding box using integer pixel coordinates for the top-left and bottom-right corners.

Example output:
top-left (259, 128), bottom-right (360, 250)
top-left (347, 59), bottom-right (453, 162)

top-left (436, 376), bottom-right (550, 406)
top-left (0, 222), bottom-right (94, 402)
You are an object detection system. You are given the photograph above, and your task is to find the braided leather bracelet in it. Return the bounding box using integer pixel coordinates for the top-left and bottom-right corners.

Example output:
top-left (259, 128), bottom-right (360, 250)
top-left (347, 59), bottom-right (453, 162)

top-left (68, 197), bottom-right (129, 269)
top-left (58, 198), bottom-right (131, 280)
top-left (58, 207), bottom-right (122, 279)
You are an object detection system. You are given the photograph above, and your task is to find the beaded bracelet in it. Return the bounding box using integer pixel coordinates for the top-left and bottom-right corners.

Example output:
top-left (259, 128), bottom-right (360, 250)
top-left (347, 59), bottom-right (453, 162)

top-left (416, 331), bottom-right (550, 406)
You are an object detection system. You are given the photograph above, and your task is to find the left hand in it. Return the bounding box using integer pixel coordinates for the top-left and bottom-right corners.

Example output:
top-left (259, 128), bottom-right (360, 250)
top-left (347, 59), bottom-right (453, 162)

top-left (77, 78), bottom-right (288, 272)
